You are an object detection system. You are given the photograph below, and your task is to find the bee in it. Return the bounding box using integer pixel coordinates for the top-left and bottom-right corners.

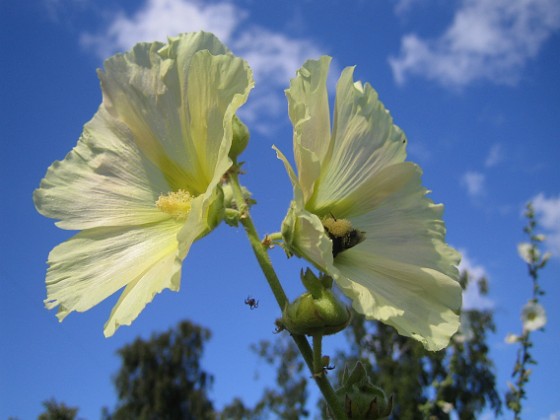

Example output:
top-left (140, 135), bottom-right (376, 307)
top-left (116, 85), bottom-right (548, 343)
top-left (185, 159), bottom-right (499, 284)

top-left (244, 296), bottom-right (259, 310)
top-left (322, 215), bottom-right (365, 258)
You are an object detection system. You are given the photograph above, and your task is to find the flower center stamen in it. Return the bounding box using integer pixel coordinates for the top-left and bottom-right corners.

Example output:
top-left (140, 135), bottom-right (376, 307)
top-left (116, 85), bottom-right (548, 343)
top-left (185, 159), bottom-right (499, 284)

top-left (156, 189), bottom-right (193, 221)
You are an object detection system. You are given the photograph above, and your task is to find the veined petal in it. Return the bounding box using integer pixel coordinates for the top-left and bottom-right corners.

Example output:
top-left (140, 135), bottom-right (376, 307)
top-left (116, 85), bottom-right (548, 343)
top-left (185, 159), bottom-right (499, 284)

top-left (273, 145), bottom-right (300, 193)
top-left (99, 33), bottom-right (253, 194)
top-left (33, 107), bottom-right (171, 230)
top-left (350, 162), bottom-right (460, 278)
top-left (182, 50), bottom-right (254, 190)
top-left (286, 57), bottom-right (332, 202)
top-left (334, 250), bottom-right (461, 351)
top-left (106, 195), bottom-right (210, 336)
top-left (35, 32), bottom-right (254, 231)
top-left (44, 219), bottom-right (185, 336)
top-left (310, 66), bottom-right (407, 211)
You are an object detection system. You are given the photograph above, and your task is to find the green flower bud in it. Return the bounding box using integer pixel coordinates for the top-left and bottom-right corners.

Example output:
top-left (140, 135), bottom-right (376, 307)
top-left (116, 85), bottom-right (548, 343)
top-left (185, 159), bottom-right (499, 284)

top-left (334, 362), bottom-right (393, 419)
top-left (229, 114), bottom-right (250, 160)
top-left (281, 270), bottom-right (350, 336)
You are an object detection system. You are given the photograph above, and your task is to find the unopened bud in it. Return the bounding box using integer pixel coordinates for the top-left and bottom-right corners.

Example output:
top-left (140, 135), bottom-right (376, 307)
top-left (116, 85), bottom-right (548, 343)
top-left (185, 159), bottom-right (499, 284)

top-left (281, 269), bottom-right (350, 336)
top-left (334, 362), bottom-right (392, 419)
top-left (229, 114), bottom-right (249, 160)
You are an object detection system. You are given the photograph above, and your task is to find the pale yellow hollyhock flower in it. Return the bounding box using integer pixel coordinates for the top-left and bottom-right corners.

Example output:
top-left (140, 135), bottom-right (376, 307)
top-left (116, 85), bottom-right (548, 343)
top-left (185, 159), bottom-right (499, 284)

top-left (276, 56), bottom-right (462, 351)
top-left (521, 301), bottom-right (547, 332)
top-left (34, 32), bottom-right (254, 336)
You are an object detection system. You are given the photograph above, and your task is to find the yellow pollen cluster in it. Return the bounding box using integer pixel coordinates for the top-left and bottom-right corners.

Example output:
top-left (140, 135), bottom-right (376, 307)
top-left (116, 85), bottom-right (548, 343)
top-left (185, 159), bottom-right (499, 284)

top-left (156, 189), bottom-right (193, 220)
top-left (322, 217), bottom-right (353, 237)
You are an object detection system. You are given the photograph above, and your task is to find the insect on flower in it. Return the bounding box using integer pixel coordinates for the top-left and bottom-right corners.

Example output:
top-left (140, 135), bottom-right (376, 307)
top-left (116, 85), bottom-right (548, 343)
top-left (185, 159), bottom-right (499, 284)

top-left (322, 215), bottom-right (366, 258)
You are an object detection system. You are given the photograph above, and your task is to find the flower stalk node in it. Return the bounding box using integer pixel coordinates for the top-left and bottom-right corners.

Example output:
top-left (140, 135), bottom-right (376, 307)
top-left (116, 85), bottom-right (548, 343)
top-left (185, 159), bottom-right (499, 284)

top-left (222, 182), bottom-right (255, 226)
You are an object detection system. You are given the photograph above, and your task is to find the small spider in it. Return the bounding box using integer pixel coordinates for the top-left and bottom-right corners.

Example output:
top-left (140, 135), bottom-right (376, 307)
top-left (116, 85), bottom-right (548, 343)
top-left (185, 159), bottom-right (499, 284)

top-left (244, 296), bottom-right (259, 310)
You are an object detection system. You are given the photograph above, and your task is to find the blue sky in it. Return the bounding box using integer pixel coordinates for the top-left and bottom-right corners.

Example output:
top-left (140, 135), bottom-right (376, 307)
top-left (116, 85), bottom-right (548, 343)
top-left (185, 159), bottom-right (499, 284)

top-left (1, 0), bottom-right (559, 418)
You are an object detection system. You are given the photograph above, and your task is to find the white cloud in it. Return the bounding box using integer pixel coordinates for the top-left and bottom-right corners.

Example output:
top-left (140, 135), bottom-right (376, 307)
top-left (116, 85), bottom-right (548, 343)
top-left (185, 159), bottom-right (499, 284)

top-left (458, 249), bottom-right (494, 310)
top-left (232, 27), bottom-right (322, 127)
top-left (541, 411), bottom-right (560, 420)
top-left (44, 0), bottom-right (89, 22)
top-left (233, 28), bottom-right (321, 87)
top-left (80, 0), bottom-right (242, 58)
top-left (389, 0), bottom-right (560, 88)
top-left (532, 193), bottom-right (560, 257)
top-left (461, 171), bottom-right (485, 197)
top-left (484, 143), bottom-right (503, 167)
top-left (79, 0), bottom-right (323, 131)
top-left (393, 0), bottom-right (422, 17)
top-left (406, 141), bottom-right (432, 164)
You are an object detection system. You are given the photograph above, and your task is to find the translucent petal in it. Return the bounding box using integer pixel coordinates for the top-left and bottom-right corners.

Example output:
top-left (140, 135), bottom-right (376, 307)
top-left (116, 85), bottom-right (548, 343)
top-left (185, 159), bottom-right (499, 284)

top-left (350, 162), bottom-right (461, 278)
top-left (283, 161), bottom-right (461, 348)
top-left (182, 50), bottom-right (254, 188)
top-left (310, 66), bottom-right (407, 211)
top-left (33, 108), bottom-right (171, 230)
top-left (286, 57), bottom-right (332, 201)
top-left (280, 195), bottom-right (460, 350)
top-left (44, 219), bottom-right (185, 336)
top-left (35, 33), bottom-right (253, 231)
top-left (334, 250), bottom-right (462, 351)
top-left (273, 145), bottom-right (299, 192)
top-left (99, 32), bottom-right (253, 194)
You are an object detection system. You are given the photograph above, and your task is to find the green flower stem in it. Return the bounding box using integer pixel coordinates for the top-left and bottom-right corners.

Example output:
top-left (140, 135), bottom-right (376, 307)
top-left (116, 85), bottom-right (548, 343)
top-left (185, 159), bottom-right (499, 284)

top-left (265, 232), bottom-right (283, 242)
top-left (312, 334), bottom-right (323, 377)
top-left (228, 170), bottom-right (347, 420)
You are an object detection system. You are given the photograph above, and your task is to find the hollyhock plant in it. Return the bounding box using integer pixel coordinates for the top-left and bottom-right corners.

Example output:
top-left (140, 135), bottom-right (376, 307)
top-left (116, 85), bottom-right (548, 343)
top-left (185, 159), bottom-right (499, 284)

top-left (34, 32), bottom-right (253, 336)
top-left (521, 301), bottom-right (547, 332)
top-left (276, 56), bottom-right (462, 351)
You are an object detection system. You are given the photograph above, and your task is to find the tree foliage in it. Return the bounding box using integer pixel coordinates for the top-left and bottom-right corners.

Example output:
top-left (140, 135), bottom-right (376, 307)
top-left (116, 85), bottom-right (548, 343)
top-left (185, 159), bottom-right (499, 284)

top-left (220, 335), bottom-right (310, 419)
top-left (104, 320), bottom-right (215, 420)
top-left (38, 399), bottom-right (79, 420)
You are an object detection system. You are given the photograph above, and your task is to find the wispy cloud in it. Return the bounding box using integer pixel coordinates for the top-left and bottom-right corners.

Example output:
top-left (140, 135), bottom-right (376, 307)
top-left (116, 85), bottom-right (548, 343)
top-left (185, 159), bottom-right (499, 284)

top-left (532, 193), bottom-right (560, 257)
top-left (540, 411), bottom-right (560, 420)
top-left (80, 0), bottom-right (242, 57)
top-left (461, 171), bottom-right (485, 198)
top-left (458, 249), bottom-right (494, 310)
top-left (393, 0), bottom-right (422, 17)
top-left (484, 143), bottom-right (503, 168)
top-left (406, 141), bottom-right (432, 164)
top-left (389, 0), bottom-right (560, 88)
top-left (79, 0), bottom-right (323, 131)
